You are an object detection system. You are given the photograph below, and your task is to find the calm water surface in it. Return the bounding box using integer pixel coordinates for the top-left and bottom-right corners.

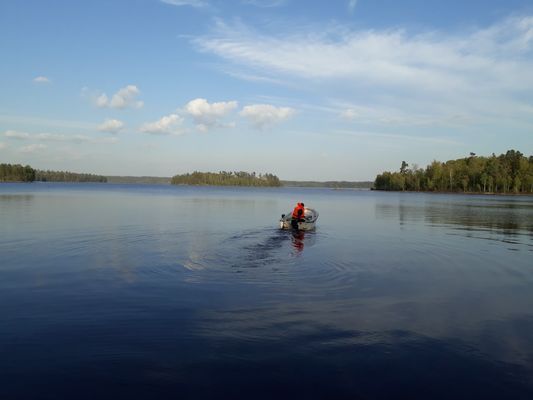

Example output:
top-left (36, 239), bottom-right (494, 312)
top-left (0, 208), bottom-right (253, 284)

top-left (1, 183), bottom-right (533, 399)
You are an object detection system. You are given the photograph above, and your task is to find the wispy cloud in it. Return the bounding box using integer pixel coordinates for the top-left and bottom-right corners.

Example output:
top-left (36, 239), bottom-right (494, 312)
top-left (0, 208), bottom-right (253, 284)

top-left (242, 0), bottom-right (286, 7)
top-left (348, 0), bottom-right (357, 14)
top-left (221, 68), bottom-right (287, 85)
top-left (140, 114), bottom-right (185, 135)
top-left (183, 98), bottom-right (238, 132)
top-left (193, 18), bottom-right (533, 89)
top-left (98, 119), bottom-right (124, 134)
top-left (4, 130), bottom-right (118, 144)
top-left (240, 104), bottom-right (295, 129)
top-left (20, 144), bottom-right (47, 153)
top-left (5, 130), bottom-right (31, 139)
top-left (338, 103), bottom-right (475, 127)
top-left (0, 114), bottom-right (95, 130)
top-left (33, 76), bottom-right (51, 84)
top-left (332, 129), bottom-right (461, 146)
top-left (0, 142), bottom-right (7, 150)
top-left (96, 85), bottom-right (144, 109)
top-left (192, 16), bottom-right (533, 129)
top-left (161, 0), bottom-right (207, 7)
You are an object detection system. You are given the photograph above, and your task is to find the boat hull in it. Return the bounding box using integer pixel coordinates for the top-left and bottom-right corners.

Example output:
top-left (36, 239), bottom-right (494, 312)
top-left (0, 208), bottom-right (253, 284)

top-left (279, 208), bottom-right (319, 231)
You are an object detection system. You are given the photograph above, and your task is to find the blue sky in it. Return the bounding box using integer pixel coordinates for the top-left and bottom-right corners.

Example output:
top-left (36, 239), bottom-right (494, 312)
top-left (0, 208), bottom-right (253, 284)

top-left (1, 0), bottom-right (532, 180)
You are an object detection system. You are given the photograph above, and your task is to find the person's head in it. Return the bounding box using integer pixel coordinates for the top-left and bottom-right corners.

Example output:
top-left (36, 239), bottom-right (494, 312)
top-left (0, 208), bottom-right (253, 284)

top-left (301, 203), bottom-right (304, 207)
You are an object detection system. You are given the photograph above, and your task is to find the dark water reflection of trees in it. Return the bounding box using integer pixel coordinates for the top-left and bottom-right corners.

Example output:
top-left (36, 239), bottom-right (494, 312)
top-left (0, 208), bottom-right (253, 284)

top-left (375, 197), bottom-right (533, 238)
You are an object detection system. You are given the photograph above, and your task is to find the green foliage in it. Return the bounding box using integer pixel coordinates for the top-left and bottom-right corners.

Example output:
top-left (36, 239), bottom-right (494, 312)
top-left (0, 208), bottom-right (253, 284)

top-left (374, 150), bottom-right (533, 194)
top-left (0, 163), bottom-right (36, 182)
top-left (171, 171), bottom-right (281, 187)
top-left (35, 170), bottom-right (107, 183)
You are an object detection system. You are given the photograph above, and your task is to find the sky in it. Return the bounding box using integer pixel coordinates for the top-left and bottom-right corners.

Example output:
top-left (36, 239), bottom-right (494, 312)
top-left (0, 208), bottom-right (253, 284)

top-left (0, 0), bottom-right (532, 180)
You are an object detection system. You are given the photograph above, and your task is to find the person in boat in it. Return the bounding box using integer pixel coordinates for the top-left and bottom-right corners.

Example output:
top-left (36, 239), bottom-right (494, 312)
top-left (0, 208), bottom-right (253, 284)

top-left (291, 202), bottom-right (305, 229)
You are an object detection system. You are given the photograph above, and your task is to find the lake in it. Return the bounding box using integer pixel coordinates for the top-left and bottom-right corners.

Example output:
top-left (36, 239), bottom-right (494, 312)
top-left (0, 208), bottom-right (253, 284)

top-left (1, 183), bottom-right (532, 399)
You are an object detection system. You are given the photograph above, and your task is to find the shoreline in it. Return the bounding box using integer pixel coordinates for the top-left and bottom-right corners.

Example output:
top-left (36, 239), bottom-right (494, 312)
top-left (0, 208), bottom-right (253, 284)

top-left (371, 189), bottom-right (533, 196)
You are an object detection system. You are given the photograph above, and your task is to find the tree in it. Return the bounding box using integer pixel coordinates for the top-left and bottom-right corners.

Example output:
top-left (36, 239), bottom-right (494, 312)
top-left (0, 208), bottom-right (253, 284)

top-left (0, 163), bottom-right (36, 182)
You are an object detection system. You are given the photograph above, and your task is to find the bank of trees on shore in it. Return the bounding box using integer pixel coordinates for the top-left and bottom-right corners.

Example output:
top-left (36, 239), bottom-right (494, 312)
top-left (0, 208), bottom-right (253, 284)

top-left (374, 150), bottom-right (533, 193)
top-left (0, 163), bottom-right (107, 183)
top-left (36, 170), bottom-right (107, 183)
top-left (171, 171), bottom-right (281, 187)
top-left (0, 163), bottom-right (36, 182)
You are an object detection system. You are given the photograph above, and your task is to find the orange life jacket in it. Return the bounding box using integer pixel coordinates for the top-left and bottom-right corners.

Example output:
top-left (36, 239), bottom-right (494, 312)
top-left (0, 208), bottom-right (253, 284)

top-left (292, 203), bottom-right (305, 219)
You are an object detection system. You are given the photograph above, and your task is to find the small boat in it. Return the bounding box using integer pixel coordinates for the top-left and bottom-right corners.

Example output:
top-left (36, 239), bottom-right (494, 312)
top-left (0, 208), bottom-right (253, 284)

top-left (279, 208), bottom-right (319, 231)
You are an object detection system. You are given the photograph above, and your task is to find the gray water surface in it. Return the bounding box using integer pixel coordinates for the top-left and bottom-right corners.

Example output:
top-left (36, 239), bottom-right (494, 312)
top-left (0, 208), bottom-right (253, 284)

top-left (1, 183), bottom-right (532, 399)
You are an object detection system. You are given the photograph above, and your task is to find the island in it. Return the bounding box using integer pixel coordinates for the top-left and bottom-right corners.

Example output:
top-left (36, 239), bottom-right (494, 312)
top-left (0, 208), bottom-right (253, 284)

top-left (171, 171), bottom-right (281, 187)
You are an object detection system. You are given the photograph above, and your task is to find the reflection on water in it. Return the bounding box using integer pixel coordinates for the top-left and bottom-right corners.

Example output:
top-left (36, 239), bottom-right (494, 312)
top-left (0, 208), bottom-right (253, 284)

top-left (194, 309), bottom-right (533, 399)
top-left (0, 193), bottom-right (35, 202)
top-left (291, 229), bottom-right (305, 253)
top-left (218, 228), bottom-right (317, 274)
top-left (1, 184), bottom-right (533, 399)
top-left (375, 195), bottom-right (533, 245)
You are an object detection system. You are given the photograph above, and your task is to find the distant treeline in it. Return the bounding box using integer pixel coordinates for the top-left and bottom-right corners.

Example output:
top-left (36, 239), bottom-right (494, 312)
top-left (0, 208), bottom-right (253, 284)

top-left (282, 180), bottom-right (373, 189)
top-left (171, 171), bottom-right (281, 187)
top-left (106, 176), bottom-right (171, 184)
top-left (36, 170), bottom-right (107, 183)
top-left (374, 150), bottom-right (533, 194)
top-left (0, 163), bottom-right (36, 182)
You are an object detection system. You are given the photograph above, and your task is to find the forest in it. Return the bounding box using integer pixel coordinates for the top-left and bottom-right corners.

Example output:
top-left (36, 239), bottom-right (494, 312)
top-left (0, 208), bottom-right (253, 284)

top-left (374, 150), bottom-right (533, 193)
top-left (36, 170), bottom-right (107, 183)
top-left (171, 171), bottom-right (281, 187)
top-left (0, 163), bottom-right (36, 182)
top-left (0, 163), bottom-right (107, 183)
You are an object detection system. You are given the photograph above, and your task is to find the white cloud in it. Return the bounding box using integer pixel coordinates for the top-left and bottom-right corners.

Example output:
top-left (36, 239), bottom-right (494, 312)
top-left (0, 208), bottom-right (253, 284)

top-left (140, 114), bottom-right (184, 135)
top-left (348, 0), bottom-right (357, 13)
top-left (33, 76), bottom-right (51, 84)
top-left (97, 85), bottom-right (143, 109)
top-left (0, 142), bottom-right (6, 150)
top-left (20, 144), bottom-right (47, 153)
top-left (96, 94), bottom-right (109, 108)
top-left (240, 104), bottom-right (295, 128)
top-left (184, 98), bottom-right (238, 131)
top-left (98, 119), bottom-right (124, 133)
top-left (110, 86), bottom-right (143, 109)
top-left (5, 130), bottom-right (31, 139)
top-left (161, 0), bottom-right (207, 7)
